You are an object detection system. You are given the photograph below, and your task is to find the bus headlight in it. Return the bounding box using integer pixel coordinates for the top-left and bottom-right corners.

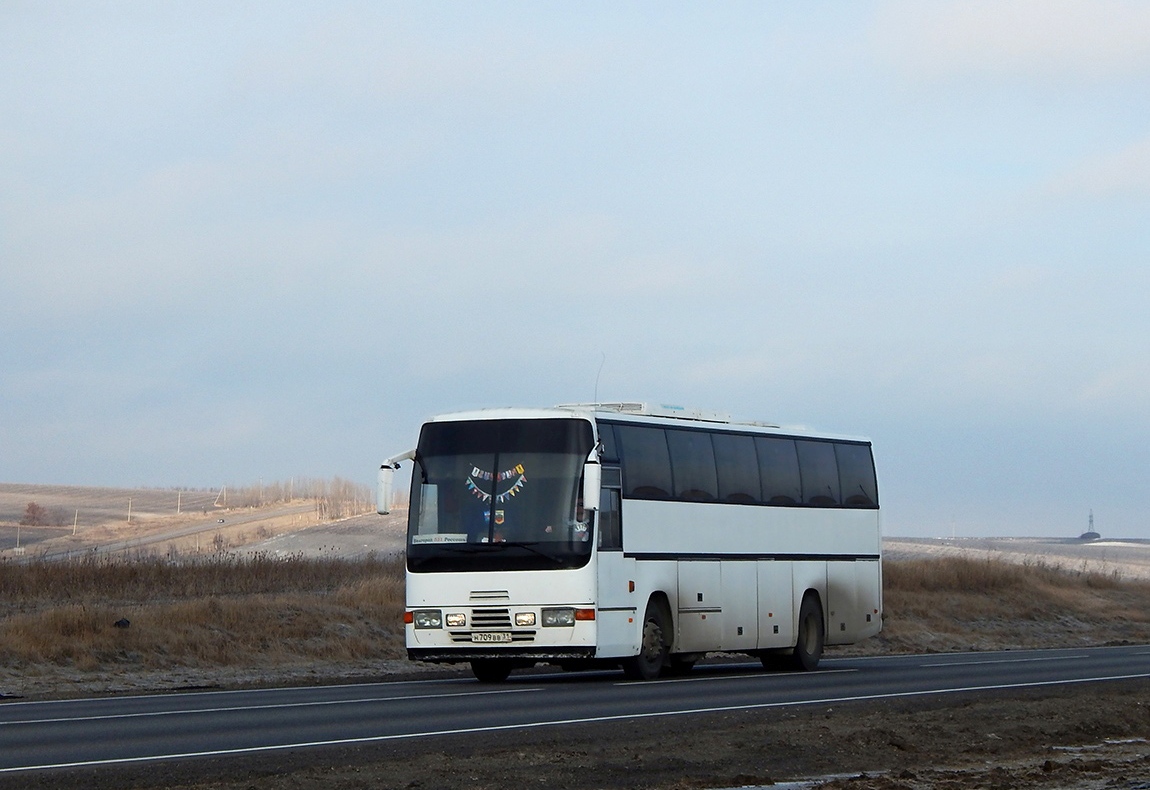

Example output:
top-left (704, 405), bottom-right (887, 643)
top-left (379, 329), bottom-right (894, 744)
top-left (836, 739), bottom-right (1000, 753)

top-left (412, 609), bottom-right (442, 629)
top-left (541, 607), bottom-right (576, 627)
top-left (514, 612), bottom-right (537, 627)
top-left (445, 612), bottom-right (467, 628)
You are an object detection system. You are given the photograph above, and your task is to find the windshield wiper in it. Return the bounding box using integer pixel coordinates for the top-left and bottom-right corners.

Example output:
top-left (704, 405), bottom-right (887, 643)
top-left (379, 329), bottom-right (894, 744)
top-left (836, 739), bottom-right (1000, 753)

top-left (502, 541), bottom-right (565, 564)
top-left (438, 544), bottom-right (495, 553)
top-left (436, 540), bottom-right (564, 564)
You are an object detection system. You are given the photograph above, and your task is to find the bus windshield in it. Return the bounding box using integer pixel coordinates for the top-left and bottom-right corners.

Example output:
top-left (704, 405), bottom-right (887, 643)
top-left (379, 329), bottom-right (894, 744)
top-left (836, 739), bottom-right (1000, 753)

top-left (407, 418), bottom-right (595, 572)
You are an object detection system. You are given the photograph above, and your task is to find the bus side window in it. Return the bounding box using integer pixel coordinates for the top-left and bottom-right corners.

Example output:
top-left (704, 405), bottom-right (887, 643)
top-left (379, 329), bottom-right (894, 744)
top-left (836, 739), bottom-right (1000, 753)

top-left (617, 425), bottom-right (672, 499)
top-left (713, 432), bottom-right (761, 504)
top-left (598, 423), bottom-right (619, 462)
top-left (598, 467), bottom-right (623, 550)
top-left (796, 440), bottom-right (841, 506)
top-left (666, 428), bottom-right (718, 502)
top-left (835, 442), bottom-right (878, 508)
top-left (756, 436), bottom-right (802, 505)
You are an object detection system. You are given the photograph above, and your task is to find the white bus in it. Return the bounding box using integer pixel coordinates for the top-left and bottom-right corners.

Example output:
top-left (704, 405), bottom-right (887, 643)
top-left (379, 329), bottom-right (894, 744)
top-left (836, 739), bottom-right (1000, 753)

top-left (377, 402), bottom-right (881, 682)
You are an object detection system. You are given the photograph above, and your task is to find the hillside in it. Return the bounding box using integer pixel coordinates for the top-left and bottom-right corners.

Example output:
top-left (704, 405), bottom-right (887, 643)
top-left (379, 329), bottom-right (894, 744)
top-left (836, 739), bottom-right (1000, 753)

top-left (0, 482), bottom-right (396, 561)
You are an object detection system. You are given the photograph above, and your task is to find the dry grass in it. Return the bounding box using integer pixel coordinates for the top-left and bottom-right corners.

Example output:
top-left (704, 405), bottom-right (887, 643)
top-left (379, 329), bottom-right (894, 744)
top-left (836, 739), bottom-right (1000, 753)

top-left (884, 553), bottom-right (1128, 592)
top-left (876, 555), bottom-right (1150, 654)
top-left (3, 553), bottom-right (1150, 684)
top-left (0, 553), bottom-right (405, 672)
top-left (0, 552), bottom-right (399, 607)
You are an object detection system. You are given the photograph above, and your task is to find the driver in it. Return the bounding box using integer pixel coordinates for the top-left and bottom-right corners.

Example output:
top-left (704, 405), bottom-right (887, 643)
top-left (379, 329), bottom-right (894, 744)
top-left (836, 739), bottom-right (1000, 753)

top-left (544, 498), bottom-right (590, 542)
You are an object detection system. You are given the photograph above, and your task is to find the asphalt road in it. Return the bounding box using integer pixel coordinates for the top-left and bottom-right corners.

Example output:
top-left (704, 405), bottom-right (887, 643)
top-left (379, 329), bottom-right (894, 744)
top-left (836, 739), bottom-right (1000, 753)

top-left (2, 645), bottom-right (1148, 775)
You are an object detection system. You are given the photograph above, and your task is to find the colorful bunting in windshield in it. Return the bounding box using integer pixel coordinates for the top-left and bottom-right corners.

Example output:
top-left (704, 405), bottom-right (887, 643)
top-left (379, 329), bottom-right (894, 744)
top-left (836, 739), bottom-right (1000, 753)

top-left (466, 463), bottom-right (527, 503)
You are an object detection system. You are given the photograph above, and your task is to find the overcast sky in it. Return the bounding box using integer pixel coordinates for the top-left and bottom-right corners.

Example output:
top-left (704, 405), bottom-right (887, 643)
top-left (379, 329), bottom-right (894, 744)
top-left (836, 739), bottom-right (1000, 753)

top-left (2, 2), bottom-right (1148, 538)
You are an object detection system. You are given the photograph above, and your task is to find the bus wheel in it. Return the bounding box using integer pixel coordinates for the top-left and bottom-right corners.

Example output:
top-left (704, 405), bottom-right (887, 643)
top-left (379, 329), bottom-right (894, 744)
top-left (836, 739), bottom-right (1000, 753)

top-left (470, 658), bottom-right (513, 682)
top-left (623, 601), bottom-right (669, 680)
top-left (790, 593), bottom-right (824, 671)
top-left (758, 650), bottom-right (782, 670)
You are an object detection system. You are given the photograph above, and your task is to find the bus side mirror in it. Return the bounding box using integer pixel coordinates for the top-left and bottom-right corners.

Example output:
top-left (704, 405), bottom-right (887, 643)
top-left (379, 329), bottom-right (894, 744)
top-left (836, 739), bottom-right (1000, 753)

top-left (377, 466), bottom-right (394, 515)
top-left (582, 462), bottom-right (601, 512)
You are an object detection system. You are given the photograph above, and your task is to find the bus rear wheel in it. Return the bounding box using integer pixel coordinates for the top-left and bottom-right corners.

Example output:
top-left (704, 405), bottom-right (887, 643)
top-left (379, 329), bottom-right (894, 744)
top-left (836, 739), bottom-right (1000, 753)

top-left (470, 658), bottom-right (513, 683)
top-left (623, 601), bottom-right (670, 680)
top-left (789, 593), bottom-right (824, 671)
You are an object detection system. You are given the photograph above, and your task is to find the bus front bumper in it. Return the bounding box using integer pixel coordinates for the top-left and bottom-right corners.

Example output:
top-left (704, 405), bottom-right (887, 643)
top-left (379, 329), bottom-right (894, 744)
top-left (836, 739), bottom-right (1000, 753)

top-left (408, 646), bottom-right (597, 663)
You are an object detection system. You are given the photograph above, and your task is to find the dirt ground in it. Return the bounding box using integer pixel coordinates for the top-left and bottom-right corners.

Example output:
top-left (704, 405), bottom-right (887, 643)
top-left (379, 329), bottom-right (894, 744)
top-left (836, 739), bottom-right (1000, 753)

top-left (4, 668), bottom-right (1148, 790)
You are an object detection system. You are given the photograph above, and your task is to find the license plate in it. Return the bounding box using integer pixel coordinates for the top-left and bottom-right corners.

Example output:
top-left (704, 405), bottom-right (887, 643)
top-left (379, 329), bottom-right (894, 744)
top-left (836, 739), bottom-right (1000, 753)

top-left (472, 632), bottom-right (512, 643)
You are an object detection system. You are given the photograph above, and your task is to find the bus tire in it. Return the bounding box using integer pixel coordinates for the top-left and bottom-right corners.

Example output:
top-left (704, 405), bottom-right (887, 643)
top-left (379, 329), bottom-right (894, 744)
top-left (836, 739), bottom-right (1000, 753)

top-left (470, 658), bottom-right (513, 683)
top-left (758, 651), bottom-right (789, 671)
top-left (790, 593), bottom-right (824, 671)
top-left (623, 600), bottom-right (670, 680)
top-left (668, 654), bottom-right (699, 676)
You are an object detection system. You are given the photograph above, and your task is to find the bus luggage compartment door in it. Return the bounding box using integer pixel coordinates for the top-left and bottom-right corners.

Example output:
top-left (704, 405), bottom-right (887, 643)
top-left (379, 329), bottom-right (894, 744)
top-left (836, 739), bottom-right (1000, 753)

top-left (720, 560), bottom-right (757, 651)
top-left (757, 560), bottom-right (795, 649)
top-left (826, 560), bottom-right (859, 645)
top-left (676, 561), bottom-right (721, 652)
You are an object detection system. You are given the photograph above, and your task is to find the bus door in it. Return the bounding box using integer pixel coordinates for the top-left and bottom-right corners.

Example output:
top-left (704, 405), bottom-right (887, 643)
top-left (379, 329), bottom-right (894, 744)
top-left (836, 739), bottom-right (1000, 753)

top-left (594, 468), bottom-right (635, 658)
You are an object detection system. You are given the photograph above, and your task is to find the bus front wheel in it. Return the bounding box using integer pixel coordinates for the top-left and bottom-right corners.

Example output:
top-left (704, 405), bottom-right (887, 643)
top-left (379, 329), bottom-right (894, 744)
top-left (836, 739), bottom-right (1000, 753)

top-left (623, 600), bottom-right (670, 680)
top-left (668, 653), bottom-right (700, 675)
top-left (470, 658), bottom-right (513, 683)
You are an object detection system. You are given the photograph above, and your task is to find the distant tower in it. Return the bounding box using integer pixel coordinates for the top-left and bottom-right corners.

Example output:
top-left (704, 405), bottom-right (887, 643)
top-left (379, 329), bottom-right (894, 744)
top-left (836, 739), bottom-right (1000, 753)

top-left (1080, 509), bottom-right (1100, 541)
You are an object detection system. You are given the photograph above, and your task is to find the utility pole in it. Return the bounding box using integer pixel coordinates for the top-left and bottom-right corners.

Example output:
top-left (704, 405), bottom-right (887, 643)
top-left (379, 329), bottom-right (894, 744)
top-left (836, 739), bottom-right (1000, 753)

top-left (127, 497), bottom-right (132, 523)
top-left (73, 509), bottom-right (78, 536)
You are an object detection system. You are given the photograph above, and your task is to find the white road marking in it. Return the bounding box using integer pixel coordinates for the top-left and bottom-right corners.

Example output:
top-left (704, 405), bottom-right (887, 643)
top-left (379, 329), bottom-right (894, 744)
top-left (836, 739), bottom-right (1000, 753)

top-left (0, 687), bottom-right (541, 727)
top-left (921, 654), bottom-right (1090, 667)
top-left (3, 671), bottom-right (1148, 774)
top-left (633, 668), bottom-right (859, 686)
top-left (0, 674), bottom-right (474, 709)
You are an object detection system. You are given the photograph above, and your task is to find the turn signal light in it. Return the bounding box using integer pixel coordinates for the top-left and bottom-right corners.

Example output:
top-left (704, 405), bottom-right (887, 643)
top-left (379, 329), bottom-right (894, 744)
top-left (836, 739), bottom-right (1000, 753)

top-left (574, 608), bottom-right (595, 621)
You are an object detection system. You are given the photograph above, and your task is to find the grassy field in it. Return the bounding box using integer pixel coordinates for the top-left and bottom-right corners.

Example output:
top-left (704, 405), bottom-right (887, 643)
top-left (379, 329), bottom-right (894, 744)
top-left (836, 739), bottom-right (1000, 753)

top-left (2, 552), bottom-right (1150, 700)
top-left (872, 554), bottom-right (1150, 653)
top-left (0, 553), bottom-right (406, 695)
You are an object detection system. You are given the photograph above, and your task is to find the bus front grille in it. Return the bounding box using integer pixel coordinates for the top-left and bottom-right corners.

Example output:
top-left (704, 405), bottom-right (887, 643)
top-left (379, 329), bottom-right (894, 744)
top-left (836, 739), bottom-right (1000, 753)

top-left (471, 608), bottom-right (511, 628)
top-left (449, 607), bottom-right (536, 643)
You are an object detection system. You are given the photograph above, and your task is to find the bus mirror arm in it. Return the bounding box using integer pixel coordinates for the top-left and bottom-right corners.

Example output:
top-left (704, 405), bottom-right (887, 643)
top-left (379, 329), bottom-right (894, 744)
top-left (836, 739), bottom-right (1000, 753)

top-left (377, 449), bottom-right (415, 515)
